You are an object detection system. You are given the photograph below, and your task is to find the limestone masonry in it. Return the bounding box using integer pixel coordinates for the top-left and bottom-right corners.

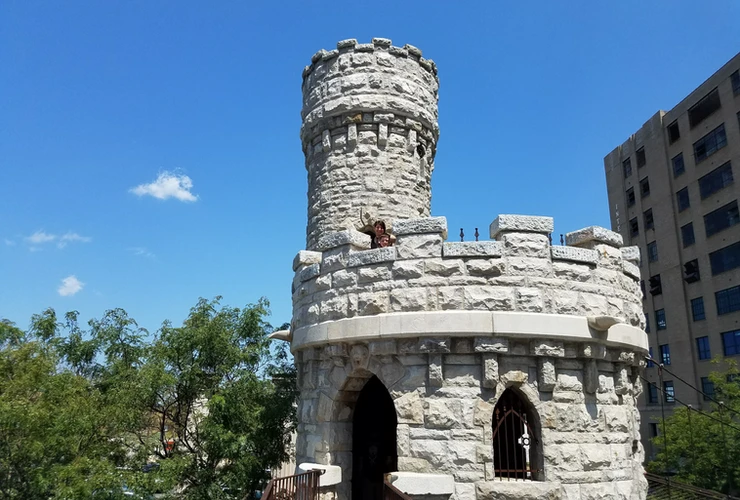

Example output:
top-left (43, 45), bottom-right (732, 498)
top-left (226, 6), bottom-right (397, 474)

top-left (301, 38), bottom-right (438, 250)
top-left (288, 39), bottom-right (649, 500)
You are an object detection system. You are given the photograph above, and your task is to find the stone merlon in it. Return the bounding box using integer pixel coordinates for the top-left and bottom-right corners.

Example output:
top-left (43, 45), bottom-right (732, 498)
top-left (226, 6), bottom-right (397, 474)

top-left (490, 215), bottom-right (554, 239)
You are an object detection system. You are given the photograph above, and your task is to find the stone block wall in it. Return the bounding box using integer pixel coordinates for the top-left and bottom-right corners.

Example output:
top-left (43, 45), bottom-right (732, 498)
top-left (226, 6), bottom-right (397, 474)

top-left (301, 38), bottom-right (439, 250)
top-left (289, 215), bottom-right (648, 499)
top-left (294, 336), bottom-right (646, 500)
top-left (292, 215), bottom-right (644, 338)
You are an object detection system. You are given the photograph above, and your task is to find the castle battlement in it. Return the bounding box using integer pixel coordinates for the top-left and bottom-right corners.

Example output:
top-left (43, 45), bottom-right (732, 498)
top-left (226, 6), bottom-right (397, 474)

top-left (301, 38), bottom-right (439, 146)
top-left (291, 215), bottom-right (647, 357)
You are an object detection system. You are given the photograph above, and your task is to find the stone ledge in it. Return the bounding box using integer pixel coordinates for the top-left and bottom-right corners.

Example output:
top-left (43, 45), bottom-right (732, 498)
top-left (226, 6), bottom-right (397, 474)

top-left (393, 216), bottom-right (448, 238)
top-left (348, 247), bottom-right (396, 267)
top-left (443, 241), bottom-right (503, 258)
top-left (389, 472), bottom-right (454, 496)
top-left (566, 226), bottom-right (623, 249)
top-left (477, 480), bottom-right (562, 500)
top-left (490, 215), bottom-right (554, 239)
top-left (291, 311), bottom-right (649, 354)
top-left (316, 229), bottom-right (371, 252)
top-left (297, 263), bottom-right (320, 283)
top-left (623, 260), bottom-right (641, 280)
top-left (550, 246), bottom-right (598, 265)
top-left (621, 246), bottom-right (641, 265)
top-left (296, 463), bottom-right (341, 487)
top-left (293, 250), bottom-right (322, 272)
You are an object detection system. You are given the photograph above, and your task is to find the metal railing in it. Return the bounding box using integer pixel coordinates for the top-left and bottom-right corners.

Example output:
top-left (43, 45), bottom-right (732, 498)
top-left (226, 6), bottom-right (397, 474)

top-left (262, 470), bottom-right (323, 500)
top-left (646, 473), bottom-right (738, 500)
top-left (383, 474), bottom-right (412, 500)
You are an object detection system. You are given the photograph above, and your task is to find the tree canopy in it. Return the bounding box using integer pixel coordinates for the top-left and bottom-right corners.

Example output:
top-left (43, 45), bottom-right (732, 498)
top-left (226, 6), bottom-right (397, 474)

top-left (647, 361), bottom-right (740, 495)
top-left (0, 297), bottom-right (296, 500)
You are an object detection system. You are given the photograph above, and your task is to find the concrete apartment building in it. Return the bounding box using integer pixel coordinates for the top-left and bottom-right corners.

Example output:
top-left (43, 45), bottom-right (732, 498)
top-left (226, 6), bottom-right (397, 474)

top-left (604, 52), bottom-right (740, 458)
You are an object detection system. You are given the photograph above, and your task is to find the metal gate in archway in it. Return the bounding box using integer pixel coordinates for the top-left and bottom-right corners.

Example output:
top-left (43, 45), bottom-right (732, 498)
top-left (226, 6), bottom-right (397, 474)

top-left (492, 389), bottom-right (540, 480)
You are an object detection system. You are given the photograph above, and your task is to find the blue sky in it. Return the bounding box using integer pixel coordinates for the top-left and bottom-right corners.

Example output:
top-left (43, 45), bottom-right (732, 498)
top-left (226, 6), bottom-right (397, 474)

top-left (1, 1), bottom-right (739, 334)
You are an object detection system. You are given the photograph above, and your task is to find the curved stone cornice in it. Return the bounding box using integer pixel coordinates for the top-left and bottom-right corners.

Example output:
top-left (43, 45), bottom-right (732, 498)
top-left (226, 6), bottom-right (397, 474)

top-left (291, 310), bottom-right (648, 354)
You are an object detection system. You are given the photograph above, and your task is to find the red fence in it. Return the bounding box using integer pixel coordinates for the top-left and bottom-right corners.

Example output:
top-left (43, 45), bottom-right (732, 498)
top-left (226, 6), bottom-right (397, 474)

top-left (262, 470), bottom-right (323, 500)
top-left (383, 474), bottom-right (412, 500)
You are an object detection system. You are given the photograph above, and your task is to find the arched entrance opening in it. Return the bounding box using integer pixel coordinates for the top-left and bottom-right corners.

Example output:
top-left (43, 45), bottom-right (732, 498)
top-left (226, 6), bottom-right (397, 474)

top-left (492, 388), bottom-right (542, 481)
top-left (352, 375), bottom-right (397, 500)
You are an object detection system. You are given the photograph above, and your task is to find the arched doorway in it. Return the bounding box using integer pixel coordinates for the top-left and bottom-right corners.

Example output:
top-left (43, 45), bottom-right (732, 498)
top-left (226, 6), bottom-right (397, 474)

top-left (352, 375), bottom-right (397, 500)
top-left (492, 388), bottom-right (541, 480)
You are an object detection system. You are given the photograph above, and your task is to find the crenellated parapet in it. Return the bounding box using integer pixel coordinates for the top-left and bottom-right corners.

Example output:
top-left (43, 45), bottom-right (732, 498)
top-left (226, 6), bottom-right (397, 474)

top-left (291, 215), bottom-right (646, 355)
top-left (301, 37), bottom-right (439, 147)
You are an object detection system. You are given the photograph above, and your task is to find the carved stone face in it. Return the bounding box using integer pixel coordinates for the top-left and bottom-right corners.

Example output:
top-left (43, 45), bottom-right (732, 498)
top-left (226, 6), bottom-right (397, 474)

top-left (350, 344), bottom-right (370, 371)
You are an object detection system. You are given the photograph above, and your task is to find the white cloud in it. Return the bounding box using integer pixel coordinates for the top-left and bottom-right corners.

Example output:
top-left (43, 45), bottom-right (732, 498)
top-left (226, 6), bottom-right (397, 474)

top-left (4, 239), bottom-right (15, 246)
top-left (23, 230), bottom-right (91, 249)
top-left (57, 232), bottom-right (92, 249)
top-left (58, 275), bottom-right (84, 297)
top-left (26, 230), bottom-right (56, 244)
top-left (129, 171), bottom-right (198, 202)
top-left (129, 247), bottom-right (155, 259)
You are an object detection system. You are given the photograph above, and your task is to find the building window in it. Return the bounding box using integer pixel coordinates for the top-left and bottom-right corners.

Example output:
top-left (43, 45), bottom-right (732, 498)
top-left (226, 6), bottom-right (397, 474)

top-left (647, 383), bottom-right (659, 404)
top-left (630, 217), bottom-right (639, 238)
top-left (627, 187), bottom-right (635, 207)
top-left (732, 70), bottom-right (740, 96)
top-left (694, 124), bottom-right (727, 163)
top-left (683, 259), bottom-right (700, 283)
top-left (681, 223), bottom-right (695, 247)
top-left (668, 121), bottom-right (680, 144)
top-left (710, 241), bottom-right (740, 276)
top-left (672, 153), bottom-right (685, 177)
top-left (692, 297), bottom-right (706, 322)
top-left (701, 377), bottom-right (715, 400)
top-left (716, 285), bottom-right (740, 316)
top-left (650, 422), bottom-right (659, 437)
top-left (699, 162), bottom-right (733, 199)
top-left (640, 280), bottom-right (646, 300)
top-left (663, 381), bottom-right (675, 403)
top-left (656, 309), bottom-right (666, 330)
top-left (688, 88), bottom-right (721, 128)
top-left (647, 346), bottom-right (654, 367)
top-left (704, 200), bottom-right (739, 237)
top-left (722, 329), bottom-right (740, 356)
top-left (644, 209), bottom-right (654, 230)
top-left (492, 389), bottom-right (541, 480)
top-left (650, 275), bottom-right (662, 296)
top-left (623, 158), bottom-right (632, 178)
top-left (697, 336), bottom-right (711, 360)
top-left (660, 344), bottom-right (671, 365)
top-left (645, 313), bottom-right (650, 333)
top-left (640, 177), bottom-right (650, 198)
top-left (677, 187), bottom-right (690, 212)
top-left (647, 241), bottom-right (659, 262)
top-left (636, 147), bottom-right (646, 168)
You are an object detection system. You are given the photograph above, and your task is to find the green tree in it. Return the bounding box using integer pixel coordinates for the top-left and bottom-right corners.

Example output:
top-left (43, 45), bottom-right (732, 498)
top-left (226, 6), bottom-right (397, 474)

top-left (137, 297), bottom-right (297, 499)
top-left (0, 297), bottom-right (297, 499)
top-left (0, 311), bottom-right (135, 499)
top-left (647, 361), bottom-right (740, 494)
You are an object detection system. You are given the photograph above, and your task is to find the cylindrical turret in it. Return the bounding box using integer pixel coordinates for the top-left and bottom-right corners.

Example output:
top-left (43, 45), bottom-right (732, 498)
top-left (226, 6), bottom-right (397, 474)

top-left (301, 38), bottom-right (439, 250)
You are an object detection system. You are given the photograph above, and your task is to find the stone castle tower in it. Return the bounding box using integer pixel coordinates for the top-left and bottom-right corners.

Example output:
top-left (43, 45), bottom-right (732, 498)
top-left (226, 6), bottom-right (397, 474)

top-left (288, 38), bottom-right (648, 500)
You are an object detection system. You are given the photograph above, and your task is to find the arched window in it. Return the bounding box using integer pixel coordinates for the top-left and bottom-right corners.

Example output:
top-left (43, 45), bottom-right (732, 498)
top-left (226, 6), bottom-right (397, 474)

top-left (492, 388), bottom-right (541, 481)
